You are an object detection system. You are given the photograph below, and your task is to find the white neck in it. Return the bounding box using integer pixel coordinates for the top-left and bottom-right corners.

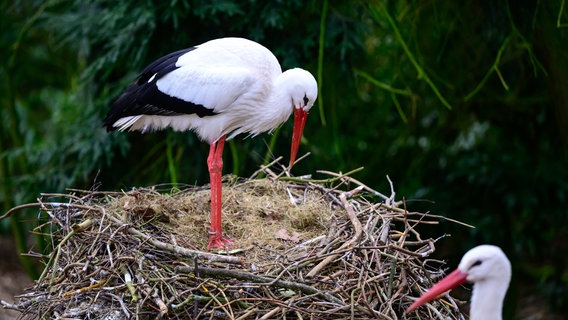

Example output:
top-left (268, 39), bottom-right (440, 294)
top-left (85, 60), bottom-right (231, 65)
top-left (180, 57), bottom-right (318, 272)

top-left (247, 69), bottom-right (301, 135)
top-left (264, 70), bottom-right (296, 126)
top-left (224, 71), bottom-right (295, 140)
top-left (469, 279), bottom-right (508, 320)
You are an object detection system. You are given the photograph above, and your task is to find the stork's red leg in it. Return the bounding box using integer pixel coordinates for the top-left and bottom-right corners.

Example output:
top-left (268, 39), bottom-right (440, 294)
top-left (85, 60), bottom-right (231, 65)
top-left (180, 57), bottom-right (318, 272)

top-left (207, 136), bottom-right (234, 249)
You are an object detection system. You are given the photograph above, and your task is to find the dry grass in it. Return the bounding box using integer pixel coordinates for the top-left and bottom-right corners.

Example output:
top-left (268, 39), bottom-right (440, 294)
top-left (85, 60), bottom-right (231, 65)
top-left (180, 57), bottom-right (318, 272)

top-left (0, 161), bottom-right (471, 319)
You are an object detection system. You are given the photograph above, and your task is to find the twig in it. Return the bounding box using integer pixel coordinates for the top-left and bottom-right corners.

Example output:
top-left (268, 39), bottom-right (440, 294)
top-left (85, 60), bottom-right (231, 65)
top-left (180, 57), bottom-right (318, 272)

top-left (385, 175), bottom-right (396, 206)
top-left (317, 170), bottom-right (393, 202)
top-left (0, 300), bottom-right (22, 311)
top-left (0, 202), bottom-right (43, 220)
top-left (105, 214), bottom-right (243, 265)
top-left (306, 187), bottom-right (364, 277)
top-left (176, 266), bottom-right (345, 306)
top-left (280, 167), bottom-right (365, 184)
top-left (61, 278), bottom-right (108, 299)
top-left (39, 219), bottom-right (93, 283)
top-left (250, 156), bottom-right (284, 179)
top-left (260, 307), bottom-right (281, 319)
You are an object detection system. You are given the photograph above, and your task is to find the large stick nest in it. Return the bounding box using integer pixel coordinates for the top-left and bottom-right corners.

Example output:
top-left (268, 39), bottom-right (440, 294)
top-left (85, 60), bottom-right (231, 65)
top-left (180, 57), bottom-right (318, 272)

top-left (2, 162), bottom-right (471, 319)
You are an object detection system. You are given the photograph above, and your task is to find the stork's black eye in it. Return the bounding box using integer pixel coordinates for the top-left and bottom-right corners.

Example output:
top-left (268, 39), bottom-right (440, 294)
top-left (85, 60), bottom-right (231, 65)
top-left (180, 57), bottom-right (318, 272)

top-left (303, 94), bottom-right (309, 106)
top-left (470, 260), bottom-right (482, 268)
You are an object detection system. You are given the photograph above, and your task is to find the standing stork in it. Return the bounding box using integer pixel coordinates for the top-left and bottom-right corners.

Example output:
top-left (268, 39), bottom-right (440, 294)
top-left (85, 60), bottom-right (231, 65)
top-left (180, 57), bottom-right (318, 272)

top-left (406, 245), bottom-right (511, 320)
top-left (103, 37), bottom-right (318, 249)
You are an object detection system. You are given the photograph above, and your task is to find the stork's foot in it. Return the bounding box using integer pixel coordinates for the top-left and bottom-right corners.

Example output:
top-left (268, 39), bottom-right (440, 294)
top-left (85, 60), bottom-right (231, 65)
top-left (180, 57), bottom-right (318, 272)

top-left (207, 234), bottom-right (234, 250)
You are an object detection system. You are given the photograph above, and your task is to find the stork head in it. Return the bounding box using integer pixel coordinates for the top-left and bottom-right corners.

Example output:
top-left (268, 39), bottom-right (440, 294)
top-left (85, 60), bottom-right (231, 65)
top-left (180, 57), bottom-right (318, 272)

top-left (405, 245), bottom-right (511, 314)
top-left (288, 68), bottom-right (318, 167)
top-left (458, 245), bottom-right (511, 284)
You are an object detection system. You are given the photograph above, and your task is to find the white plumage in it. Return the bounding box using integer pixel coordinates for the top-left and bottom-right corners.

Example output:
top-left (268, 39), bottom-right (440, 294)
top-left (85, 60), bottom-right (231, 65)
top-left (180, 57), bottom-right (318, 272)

top-left (406, 245), bottom-right (511, 320)
top-left (104, 37), bottom-right (318, 249)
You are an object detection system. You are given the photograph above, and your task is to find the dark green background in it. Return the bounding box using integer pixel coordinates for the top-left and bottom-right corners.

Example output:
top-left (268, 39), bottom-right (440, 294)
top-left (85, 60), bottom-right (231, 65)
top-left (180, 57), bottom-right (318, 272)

top-left (2, 1), bottom-right (566, 318)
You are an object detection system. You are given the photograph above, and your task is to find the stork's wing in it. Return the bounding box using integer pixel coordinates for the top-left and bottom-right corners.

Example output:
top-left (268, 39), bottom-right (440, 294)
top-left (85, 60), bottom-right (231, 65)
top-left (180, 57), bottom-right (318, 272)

top-left (103, 45), bottom-right (256, 131)
top-left (156, 62), bottom-right (255, 113)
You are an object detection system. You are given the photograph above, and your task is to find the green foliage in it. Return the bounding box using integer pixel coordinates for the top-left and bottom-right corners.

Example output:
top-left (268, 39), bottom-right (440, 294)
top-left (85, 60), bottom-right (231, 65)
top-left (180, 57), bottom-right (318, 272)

top-left (1, 0), bottom-right (568, 316)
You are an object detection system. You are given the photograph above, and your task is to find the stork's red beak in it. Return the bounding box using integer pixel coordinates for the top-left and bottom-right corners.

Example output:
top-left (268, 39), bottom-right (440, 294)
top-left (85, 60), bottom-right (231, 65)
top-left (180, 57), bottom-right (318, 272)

top-left (405, 269), bottom-right (468, 313)
top-left (290, 107), bottom-right (308, 167)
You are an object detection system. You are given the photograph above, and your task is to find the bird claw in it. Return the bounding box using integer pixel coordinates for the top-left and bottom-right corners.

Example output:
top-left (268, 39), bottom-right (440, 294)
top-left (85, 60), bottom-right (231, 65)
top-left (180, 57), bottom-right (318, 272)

top-left (207, 235), bottom-right (234, 250)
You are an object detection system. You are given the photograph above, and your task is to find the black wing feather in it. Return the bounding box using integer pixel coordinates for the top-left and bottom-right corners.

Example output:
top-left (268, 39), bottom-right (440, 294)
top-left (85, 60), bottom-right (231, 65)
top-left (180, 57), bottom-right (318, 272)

top-left (103, 46), bottom-right (216, 131)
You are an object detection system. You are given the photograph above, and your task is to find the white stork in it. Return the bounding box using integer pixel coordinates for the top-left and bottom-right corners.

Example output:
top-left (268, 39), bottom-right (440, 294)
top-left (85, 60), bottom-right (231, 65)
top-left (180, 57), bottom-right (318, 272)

top-left (103, 37), bottom-right (318, 249)
top-left (406, 245), bottom-right (511, 320)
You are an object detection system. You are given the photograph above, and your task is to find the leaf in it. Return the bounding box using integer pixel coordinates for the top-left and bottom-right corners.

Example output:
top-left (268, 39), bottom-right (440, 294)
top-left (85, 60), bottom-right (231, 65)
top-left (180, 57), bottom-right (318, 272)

top-left (274, 229), bottom-right (300, 243)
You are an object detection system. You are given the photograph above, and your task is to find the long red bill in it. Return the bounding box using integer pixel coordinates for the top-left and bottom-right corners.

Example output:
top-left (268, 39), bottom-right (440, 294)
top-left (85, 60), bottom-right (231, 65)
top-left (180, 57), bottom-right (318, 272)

top-left (290, 107), bottom-right (308, 167)
top-left (405, 269), bottom-right (468, 313)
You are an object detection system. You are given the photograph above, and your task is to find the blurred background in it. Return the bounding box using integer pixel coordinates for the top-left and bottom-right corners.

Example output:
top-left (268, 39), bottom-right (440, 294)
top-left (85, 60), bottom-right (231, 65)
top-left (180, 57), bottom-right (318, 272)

top-left (1, 1), bottom-right (566, 319)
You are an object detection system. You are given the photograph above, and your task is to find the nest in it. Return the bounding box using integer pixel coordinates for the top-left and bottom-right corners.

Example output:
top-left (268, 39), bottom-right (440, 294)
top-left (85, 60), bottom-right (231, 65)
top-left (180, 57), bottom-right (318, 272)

top-left (1, 161), bottom-right (471, 319)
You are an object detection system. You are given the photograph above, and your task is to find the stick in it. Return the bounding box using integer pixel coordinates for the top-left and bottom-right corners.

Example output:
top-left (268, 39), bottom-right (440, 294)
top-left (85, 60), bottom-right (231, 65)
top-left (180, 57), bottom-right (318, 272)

top-left (106, 214), bottom-right (243, 265)
top-left (306, 187), bottom-right (364, 277)
top-left (280, 167), bottom-right (365, 184)
top-left (249, 156), bottom-right (284, 179)
top-left (176, 266), bottom-right (345, 306)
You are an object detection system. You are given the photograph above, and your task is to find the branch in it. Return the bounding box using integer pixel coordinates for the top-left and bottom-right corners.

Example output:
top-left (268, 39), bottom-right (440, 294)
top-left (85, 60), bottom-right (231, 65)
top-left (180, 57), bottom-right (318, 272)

top-left (176, 265), bottom-right (345, 306)
top-left (306, 187), bottom-right (364, 277)
top-left (106, 214), bottom-right (243, 265)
